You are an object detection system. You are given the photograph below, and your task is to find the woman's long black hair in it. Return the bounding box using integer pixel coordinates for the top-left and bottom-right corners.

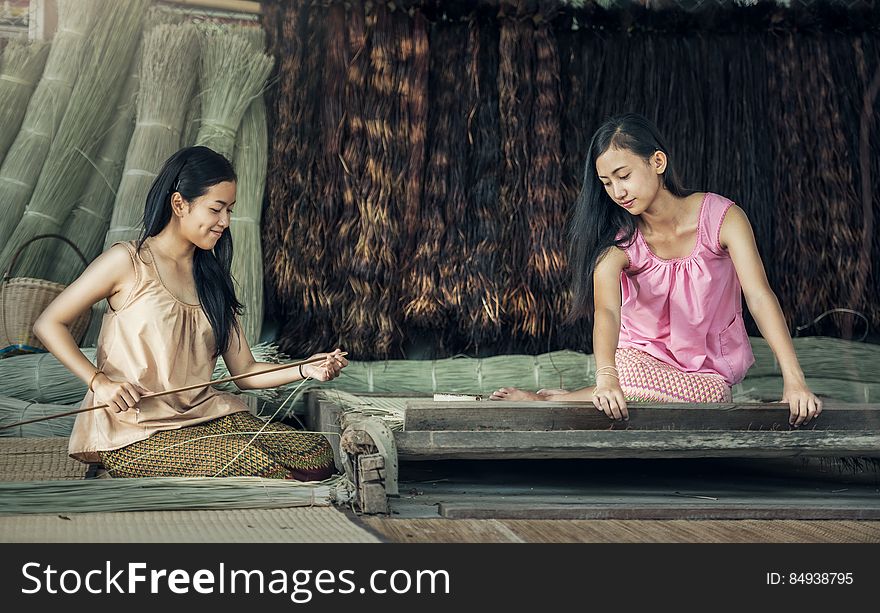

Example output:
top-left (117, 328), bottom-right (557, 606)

top-left (568, 113), bottom-right (693, 320)
top-left (140, 146), bottom-right (243, 358)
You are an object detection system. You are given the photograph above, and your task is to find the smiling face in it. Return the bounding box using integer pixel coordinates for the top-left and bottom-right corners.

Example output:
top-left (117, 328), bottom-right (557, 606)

top-left (171, 180), bottom-right (236, 250)
top-left (595, 146), bottom-right (667, 216)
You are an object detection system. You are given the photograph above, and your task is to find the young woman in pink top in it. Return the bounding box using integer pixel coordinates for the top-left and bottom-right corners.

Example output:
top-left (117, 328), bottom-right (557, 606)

top-left (492, 114), bottom-right (822, 427)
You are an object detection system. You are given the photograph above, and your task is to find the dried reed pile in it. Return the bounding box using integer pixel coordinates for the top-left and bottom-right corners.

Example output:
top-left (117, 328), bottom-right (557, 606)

top-left (0, 0), bottom-right (149, 278)
top-left (0, 40), bottom-right (49, 167)
top-left (0, 0), bottom-right (96, 250)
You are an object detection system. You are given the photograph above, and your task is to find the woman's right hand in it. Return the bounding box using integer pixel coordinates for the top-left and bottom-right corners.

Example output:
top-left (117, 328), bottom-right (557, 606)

top-left (592, 375), bottom-right (628, 421)
top-left (92, 374), bottom-right (149, 413)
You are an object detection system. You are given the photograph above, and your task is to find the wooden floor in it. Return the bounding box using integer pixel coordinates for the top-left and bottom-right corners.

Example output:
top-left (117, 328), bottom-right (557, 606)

top-left (364, 518), bottom-right (880, 543)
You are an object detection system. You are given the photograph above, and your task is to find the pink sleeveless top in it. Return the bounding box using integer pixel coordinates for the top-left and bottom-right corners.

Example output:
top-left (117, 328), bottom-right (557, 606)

top-left (68, 240), bottom-right (250, 463)
top-left (617, 192), bottom-right (754, 386)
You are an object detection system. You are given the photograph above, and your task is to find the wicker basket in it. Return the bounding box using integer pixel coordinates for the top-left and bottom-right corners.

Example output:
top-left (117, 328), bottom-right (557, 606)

top-left (0, 234), bottom-right (91, 355)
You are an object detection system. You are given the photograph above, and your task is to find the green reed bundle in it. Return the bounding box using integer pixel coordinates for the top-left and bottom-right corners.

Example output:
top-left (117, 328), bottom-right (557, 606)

top-left (46, 46), bottom-right (142, 285)
top-left (0, 342), bottom-right (287, 412)
top-left (0, 398), bottom-right (77, 438)
top-left (232, 94), bottom-right (268, 345)
top-left (76, 24), bottom-right (201, 335)
top-left (0, 0), bottom-right (96, 250)
top-left (0, 40), bottom-right (50, 166)
top-left (194, 30), bottom-right (274, 160)
top-left (103, 24), bottom-right (199, 250)
top-left (0, 0), bottom-right (149, 279)
top-left (0, 475), bottom-right (350, 515)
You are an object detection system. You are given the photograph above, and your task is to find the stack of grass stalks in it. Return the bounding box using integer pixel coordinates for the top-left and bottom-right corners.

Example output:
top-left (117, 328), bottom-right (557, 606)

top-left (47, 45), bottom-right (142, 286)
top-left (231, 31), bottom-right (270, 344)
top-left (78, 24), bottom-right (200, 343)
top-left (104, 24), bottom-right (199, 249)
top-left (0, 39), bottom-right (50, 166)
top-left (194, 29), bottom-right (274, 160)
top-left (0, 397), bottom-right (76, 438)
top-left (0, 342), bottom-right (287, 418)
top-left (0, 475), bottom-right (351, 515)
top-left (0, 0), bottom-right (150, 279)
top-left (0, 0), bottom-right (96, 250)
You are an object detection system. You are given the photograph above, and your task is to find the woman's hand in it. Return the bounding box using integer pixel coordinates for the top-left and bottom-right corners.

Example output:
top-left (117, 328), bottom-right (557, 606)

top-left (489, 387), bottom-right (545, 401)
top-left (302, 349), bottom-right (349, 382)
top-left (781, 382), bottom-right (823, 426)
top-left (92, 374), bottom-right (149, 413)
top-left (592, 374), bottom-right (628, 420)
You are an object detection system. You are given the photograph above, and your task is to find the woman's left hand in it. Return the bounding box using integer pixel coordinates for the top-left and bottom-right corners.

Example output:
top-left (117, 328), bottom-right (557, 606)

top-left (302, 349), bottom-right (348, 382)
top-left (781, 383), bottom-right (823, 427)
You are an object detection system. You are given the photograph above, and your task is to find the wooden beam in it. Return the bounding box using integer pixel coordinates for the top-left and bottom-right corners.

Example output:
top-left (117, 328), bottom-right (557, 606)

top-left (395, 430), bottom-right (880, 460)
top-left (403, 401), bottom-right (880, 432)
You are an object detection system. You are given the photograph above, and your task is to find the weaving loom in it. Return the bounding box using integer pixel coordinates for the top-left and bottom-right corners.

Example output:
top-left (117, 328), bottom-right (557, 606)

top-left (306, 390), bottom-right (880, 517)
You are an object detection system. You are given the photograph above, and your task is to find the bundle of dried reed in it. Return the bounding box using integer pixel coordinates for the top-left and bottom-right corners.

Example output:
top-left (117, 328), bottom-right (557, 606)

top-left (0, 39), bottom-right (50, 167)
top-left (0, 0), bottom-right (96, 250)
top-left (0, 0), bottom-right (150, 279)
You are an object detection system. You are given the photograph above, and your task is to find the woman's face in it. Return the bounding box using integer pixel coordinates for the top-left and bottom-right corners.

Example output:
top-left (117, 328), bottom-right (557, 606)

top-left (176, 180), bottom-right (236, 250)
top-left (595, 146), bottom-right (665, 216)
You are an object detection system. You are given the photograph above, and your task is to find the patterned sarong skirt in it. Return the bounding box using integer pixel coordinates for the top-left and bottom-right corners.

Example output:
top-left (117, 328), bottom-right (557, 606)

top-left (615, 348), bottom-right (732, 403)
top-left (98, 412), bottom-right (336, 480)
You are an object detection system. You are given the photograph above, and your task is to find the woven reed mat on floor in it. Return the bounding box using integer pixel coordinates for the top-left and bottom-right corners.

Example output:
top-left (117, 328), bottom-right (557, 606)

top-left (0, 508), bottom-right (381, 543)
top-left (0, 437), bottom-right (86, 481)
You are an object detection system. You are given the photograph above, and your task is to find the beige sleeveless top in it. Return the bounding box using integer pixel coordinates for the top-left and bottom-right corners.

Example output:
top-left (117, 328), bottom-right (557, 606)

top-left (68, 240), bottom-right (249, 463)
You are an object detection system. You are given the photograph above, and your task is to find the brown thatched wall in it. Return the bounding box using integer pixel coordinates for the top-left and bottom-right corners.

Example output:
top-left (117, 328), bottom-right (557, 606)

top-left (262, 0), bottom-right (880, 359)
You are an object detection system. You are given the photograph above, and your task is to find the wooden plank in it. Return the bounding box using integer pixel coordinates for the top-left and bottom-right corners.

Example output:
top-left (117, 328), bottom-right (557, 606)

top-left (364, 517), bottom-right (880, 543)
top-left (395, 430), bottom-right (880, 460)
top-left (439, 503), bottom-right (880, 521)
top-left (404, 401), bottom-right (880, 432)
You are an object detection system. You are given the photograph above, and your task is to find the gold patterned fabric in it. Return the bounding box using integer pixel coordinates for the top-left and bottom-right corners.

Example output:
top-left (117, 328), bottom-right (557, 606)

top-left (98, 412), bottom-right (335, 480)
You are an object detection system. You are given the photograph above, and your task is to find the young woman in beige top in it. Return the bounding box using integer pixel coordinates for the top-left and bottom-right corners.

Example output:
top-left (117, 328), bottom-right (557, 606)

top-left (34, 146), bottom-right (347, 480)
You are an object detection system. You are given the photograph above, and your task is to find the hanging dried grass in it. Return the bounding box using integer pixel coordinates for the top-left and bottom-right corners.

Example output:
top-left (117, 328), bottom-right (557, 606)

top-left (262, 0), bottom-right (327, 357)
top-left (308, 0), bottom-right (349, 353)
top-left (403, 21), bottom-right (466, 335)
top-left (525, 5), bottom-right (566, 352)
top-left (497, 2), bottom-right (538, 350)
top-left (0, 0), bottom-right (150, 279)
top-left (460, 12), bottom-right (504, 351)
top-left (0, 0), bottom-right (97, 250)
top-left (0, 39), bottom-right (50, 167)
top-left (768, 33), bottom-right (864, 338)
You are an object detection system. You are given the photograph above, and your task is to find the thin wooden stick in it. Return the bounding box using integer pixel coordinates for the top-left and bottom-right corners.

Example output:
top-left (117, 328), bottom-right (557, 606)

top-left (0, 352), bottom-right (347, 431)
